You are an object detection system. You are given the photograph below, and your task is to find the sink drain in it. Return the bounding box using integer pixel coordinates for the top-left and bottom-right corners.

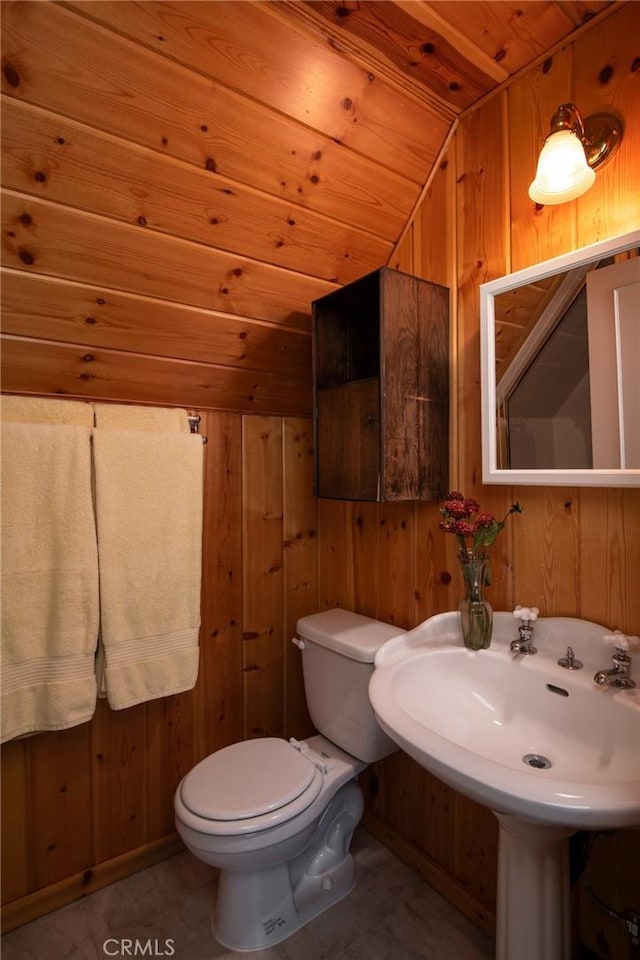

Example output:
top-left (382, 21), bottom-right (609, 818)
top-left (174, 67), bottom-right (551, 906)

top-left (523, 753), bottom-right (552, 769)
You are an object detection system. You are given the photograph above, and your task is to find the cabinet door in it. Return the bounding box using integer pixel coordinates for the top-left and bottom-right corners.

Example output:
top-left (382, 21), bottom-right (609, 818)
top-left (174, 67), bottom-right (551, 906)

top-left (381, 270), bottom-right (449, 500)
top-left (316, 379), bottom-right (380, 500)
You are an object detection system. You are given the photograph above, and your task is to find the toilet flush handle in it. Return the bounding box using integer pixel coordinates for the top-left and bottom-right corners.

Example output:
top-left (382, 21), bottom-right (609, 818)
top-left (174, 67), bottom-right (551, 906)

top-left (291, 636), bottom-right (306, 650)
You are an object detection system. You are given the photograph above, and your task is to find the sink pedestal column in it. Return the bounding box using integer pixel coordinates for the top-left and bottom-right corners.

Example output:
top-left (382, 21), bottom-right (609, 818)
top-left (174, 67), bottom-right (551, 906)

top-left (494, 813), bottom-right (574, 960)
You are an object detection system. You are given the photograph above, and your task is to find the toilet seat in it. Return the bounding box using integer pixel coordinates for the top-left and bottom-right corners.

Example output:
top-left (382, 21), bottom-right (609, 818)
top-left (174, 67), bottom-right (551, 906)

top-left (178, 738), bottom-right (324, 835)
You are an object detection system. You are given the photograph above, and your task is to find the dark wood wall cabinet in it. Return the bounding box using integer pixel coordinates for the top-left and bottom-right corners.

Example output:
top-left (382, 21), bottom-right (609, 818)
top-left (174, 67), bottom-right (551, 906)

top-left (312, 267), bottom-right (449, 501)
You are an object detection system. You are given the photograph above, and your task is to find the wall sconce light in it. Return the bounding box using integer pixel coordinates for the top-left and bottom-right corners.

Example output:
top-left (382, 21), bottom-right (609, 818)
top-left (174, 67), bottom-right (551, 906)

top-left (528, 103), bottom-right (623, 205)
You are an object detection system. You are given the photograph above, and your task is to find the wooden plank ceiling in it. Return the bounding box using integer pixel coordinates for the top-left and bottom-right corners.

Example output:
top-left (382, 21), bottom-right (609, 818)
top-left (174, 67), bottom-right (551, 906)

top-left (0, 0), bottom-right (614, 413)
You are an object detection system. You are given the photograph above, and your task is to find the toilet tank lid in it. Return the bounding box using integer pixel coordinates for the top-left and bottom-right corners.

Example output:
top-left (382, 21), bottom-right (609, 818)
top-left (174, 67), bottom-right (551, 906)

top-left (296, 608), bottom-right (405, 663)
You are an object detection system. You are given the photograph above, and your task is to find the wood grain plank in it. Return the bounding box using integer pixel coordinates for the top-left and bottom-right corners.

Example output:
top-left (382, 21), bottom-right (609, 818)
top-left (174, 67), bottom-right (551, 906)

top-left (573, 1), bottom-right (640, 245)
top-left (390, 1), bottom-right (509, 84)
top-left (1, 271), bottom-right (311, 373)
top-left (512, 487), bottom-right (581, 616)
top-left (578, 488), bottom-right (640, 634)
top-left (1, 1), bottom-right (417, 237)
top-left (1, 192), bottom-right (333, 328)
top-left (350, 501), bottom-right (380, 619)
top-left (196, 411), bottom-right (244, 760)
top-left (415, 501), bottom-right (458, 625)
top-left (65, 0), bottom-right (443, 185)
top-left (317, 498), bottom-right (355, 611)
top-left (242, 416), bottom-right (285, 738)
top-left (453, 791), bottom-right (499, 911)
top-left (455, 93), bottom-right (508, 488)
top-left (27, 726), bottom-right (93, 889)
top-left (283, 418), bottom-right (317, 739)
top-left (0, 337), bottom-right (312, 416)
top-left (0, 740), bottom-right (29, 903)
top-left (303, 1), bottom-right (498, 111)
top-left (376, 501), bottom-right (416, 629)
top-left (1, 97), bottom-right (390, 284)
top-left (146, 691), bottom-right (197, 841)
top-left (91, 700), bottom-right (148, 864)
top-left (419, 0), bottom-right (597, 77)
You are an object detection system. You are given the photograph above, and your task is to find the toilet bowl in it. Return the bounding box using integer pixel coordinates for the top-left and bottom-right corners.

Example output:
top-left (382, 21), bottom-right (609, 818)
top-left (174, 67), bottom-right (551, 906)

top-left (174, 608), bottom-right (403, 951)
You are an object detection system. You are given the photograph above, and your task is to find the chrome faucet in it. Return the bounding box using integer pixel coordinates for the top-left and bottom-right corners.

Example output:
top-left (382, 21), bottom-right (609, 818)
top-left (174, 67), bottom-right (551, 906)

top-left (593, 633), bottom-right (638, 690)
top-left (510, 605), bottom-right (539, 656)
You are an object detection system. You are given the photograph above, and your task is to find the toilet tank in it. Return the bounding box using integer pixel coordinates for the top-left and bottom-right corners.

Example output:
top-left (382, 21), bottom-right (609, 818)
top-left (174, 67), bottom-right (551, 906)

top-left (296, 608), bottom-right (404, 763)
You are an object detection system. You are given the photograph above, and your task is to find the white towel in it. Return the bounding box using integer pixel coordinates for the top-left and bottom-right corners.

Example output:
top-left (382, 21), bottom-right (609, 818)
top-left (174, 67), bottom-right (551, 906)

top-left (1, 420), bottom-right (99, 742)
top-left (92, 411), bottom-right (203, 709)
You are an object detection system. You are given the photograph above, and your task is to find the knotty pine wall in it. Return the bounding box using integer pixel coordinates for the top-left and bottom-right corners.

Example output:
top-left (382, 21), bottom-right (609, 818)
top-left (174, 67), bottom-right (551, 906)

top-left (330, 5), bottom-right (638, 956)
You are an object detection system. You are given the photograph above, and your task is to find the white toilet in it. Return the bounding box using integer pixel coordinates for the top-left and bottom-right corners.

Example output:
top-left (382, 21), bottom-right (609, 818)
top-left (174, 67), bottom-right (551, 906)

top-left (174, 608), bottom-right (402, 951)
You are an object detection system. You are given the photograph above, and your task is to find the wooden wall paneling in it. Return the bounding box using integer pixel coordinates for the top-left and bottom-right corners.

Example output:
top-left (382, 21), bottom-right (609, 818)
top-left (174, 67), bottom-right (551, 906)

top-left (282, 418), bottom-right (317, 739)
top-left (578, 489), bottom-right (640, 635)
top-left (415, 502), bottom-right (458, 623)
top-left (0, 98), bottom-right (390, 285)
top-left (242, 416), bottom-right (285, 739)
top-left (389, 222), bottom-right (414, 274)
top-left (0, 192), bottom-right (334, 327)
top-left (0, 337), bottom-right (312, 416)
top-left (573, 2), bottom-right (640, 244)
top-left (454, 93), bottom-right (508, 492)
top-left (414, 146), bottom-right (458, 490)
top-left (350, 502), bottom-right (380, 619)
top-left (145, 691), bottom-right (197, 842)
top-left (317, 499), bottom-right (355, 612)
top-left (196, 411), bottom-right (244, 761)
top-left (1, 2), bottom-right (416, 239)
top-left (27, 725), bottom-right (93, 890)
top-left (91, 700), bottom-right (148, 864)
top-left (67, 0), bottom-right (445, 186)
top-left (375, 502), bottom-right (416, 629)
top-left (1, 271), bottom-right (312, 374)
top-left (0, 740), bottom-right (29, 902)
top-left (511, 487), bottom-right (582, 617)
top-left (452, 792), bottom-right (499, 915)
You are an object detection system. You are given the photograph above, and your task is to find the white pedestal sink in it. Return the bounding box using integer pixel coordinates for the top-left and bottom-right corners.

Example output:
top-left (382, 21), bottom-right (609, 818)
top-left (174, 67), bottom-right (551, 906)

top-left (369, 612), bottom-right (640, 960)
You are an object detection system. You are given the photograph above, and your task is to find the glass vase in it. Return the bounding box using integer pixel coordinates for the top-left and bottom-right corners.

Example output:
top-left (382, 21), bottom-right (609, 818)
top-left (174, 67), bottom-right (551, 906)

top-left (458, 551), bottom-right (493, 650)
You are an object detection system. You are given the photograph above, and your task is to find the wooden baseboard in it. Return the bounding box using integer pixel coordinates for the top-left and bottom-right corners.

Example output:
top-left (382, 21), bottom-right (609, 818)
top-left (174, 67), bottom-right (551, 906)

top-left (362, 810), bottom-right (496, 939)
top-left (2, 815), bottom-right (496, 939)
top-left (1, 834), bottom-right (185, 934)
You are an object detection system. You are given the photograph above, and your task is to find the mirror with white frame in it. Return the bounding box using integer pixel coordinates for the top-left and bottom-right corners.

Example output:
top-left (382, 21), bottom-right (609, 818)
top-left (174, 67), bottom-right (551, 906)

top-left (480, 229), bottom-right (640, 486)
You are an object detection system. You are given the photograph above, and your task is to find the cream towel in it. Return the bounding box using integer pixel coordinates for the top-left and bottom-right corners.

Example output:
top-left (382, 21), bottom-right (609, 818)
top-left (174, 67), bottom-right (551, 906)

top-left (92, 419), bottom-right (203, 709)
top-left (1, 395), bottom-right (94, 426)
top-left (1, 422), bottom-right (99, 742)
top-left (93, 403), bottom-right (189, 433)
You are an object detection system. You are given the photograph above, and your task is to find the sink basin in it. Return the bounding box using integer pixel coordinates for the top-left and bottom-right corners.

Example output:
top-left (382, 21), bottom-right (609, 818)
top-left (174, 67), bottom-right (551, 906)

top-left (369, 611), bottom-right (640, 829)
top-left (369, 611), bottom-right (640, 960)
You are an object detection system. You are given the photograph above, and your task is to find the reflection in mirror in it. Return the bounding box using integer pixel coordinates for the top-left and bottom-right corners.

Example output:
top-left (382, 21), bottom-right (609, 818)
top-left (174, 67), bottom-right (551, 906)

top-left (480, 230), bottom-right (640, 487)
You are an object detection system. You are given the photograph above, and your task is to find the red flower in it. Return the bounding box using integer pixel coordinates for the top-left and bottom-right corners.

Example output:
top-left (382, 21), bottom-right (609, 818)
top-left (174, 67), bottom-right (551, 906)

top-left (439, 493), bottom-right (522, 554)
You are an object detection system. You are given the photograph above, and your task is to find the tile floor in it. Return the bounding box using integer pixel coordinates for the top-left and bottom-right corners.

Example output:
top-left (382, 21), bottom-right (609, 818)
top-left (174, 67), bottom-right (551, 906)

top-left (1, 829), bottom-right (495, 960)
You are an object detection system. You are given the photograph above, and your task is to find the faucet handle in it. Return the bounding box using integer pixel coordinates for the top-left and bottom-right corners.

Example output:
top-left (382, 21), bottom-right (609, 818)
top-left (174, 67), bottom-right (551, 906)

top-left (603, 632), bottom-right (639, 653)
top-left (513, 605), bottom-right (539, 623)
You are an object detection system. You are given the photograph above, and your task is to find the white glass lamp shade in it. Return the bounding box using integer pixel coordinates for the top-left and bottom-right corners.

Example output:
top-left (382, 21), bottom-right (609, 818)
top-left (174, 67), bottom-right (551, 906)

top-left (528, 129), bottom-right (596, 205)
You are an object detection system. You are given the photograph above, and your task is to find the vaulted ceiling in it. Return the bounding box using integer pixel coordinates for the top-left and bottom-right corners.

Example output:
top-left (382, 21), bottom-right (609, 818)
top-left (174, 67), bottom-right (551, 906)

top-left (0, 0), bottom-right (618, 411)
